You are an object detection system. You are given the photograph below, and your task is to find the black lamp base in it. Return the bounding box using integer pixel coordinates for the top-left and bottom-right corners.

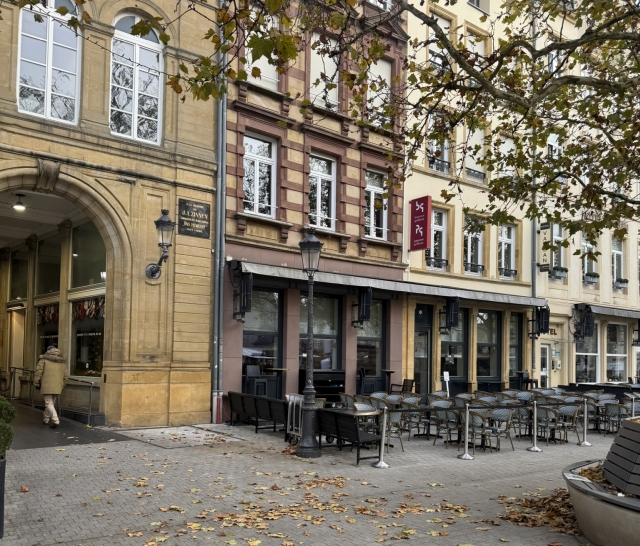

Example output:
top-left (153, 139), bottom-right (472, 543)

top-left (146, 264), bottom-right (162, 279)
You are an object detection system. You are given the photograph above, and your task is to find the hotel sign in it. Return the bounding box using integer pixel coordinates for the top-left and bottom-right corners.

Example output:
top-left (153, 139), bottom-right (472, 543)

top-left (538, 221), bottom-right (551, 272)
top-left (178, 199), bottom-right (211, 239)
top-left (409, 195), bottom-right (432, 252)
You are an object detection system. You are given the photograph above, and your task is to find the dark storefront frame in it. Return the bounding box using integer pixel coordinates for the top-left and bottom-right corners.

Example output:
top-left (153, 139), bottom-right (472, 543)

top-left (476, 310), bottom-right (502, 392)
top-left (441, 308), bottom-right (468, 396)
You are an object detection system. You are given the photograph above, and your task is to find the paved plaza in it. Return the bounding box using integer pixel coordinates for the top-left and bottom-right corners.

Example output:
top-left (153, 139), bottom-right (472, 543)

top-left (6, 403), bottom-right (613, 546)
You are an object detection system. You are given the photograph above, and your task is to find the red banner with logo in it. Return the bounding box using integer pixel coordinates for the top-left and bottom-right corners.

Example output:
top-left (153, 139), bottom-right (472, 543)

top-left (409, 196), bottom-right (431, 251)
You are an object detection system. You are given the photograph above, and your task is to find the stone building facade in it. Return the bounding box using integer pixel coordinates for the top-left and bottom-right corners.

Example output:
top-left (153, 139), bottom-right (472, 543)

top-left (0, 0), bottom-right (217, 426)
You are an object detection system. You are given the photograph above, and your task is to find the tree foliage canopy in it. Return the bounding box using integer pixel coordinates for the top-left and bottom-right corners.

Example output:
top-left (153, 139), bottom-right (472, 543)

top-left (7, 0), bottom-right (640, 248)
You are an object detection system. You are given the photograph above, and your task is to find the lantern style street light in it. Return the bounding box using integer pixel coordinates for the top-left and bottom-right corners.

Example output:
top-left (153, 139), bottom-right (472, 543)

top-left (146, 209), bottom-right (176, 279)
top-left (297, 228), bottom-right (323, 459)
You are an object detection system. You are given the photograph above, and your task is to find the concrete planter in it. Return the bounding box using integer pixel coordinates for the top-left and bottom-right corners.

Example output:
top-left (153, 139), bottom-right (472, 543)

top-left (563, 460), bottom-right (640, 546)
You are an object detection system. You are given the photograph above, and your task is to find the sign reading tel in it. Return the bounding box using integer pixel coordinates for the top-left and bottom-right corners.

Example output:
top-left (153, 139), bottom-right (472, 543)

top-left (178, 199), bottom-right (211, 239)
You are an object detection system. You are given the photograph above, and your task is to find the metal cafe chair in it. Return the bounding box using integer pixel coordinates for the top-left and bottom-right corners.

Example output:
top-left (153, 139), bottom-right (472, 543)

top-left (486, 408), bottom-right (515, 452)
top-left (370, 392), bottom-right (388, 400)
top-left (433, 408), bottom-right (461, 449)
top-left (459, 410), bottom-right (488, 454)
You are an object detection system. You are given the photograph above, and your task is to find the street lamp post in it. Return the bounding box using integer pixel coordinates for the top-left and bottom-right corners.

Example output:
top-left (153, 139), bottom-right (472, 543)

top-left (297, 228), bottom-right (323, 459)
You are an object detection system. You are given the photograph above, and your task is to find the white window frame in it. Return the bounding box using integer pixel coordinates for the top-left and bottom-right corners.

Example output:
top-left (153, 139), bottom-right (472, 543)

top-left (364, 170), bottom-right (387, 240)
top-left (110, 15), bottom-right (163, 145)
top-left (498, 225), bottom-right (516, 277)
top-left (606, 323), bottom-right (627, 382)
top-left (463, 228), bottom-right (483, 275)
top-left (242, 134), bottom-right (277, 217)
top-left (367, 58), bottom-right (393, 127)
top-left (308, 154), bottom-right (336, 230)
top-left (576, 321), bottom-right (600, 383)
top-left (612, 238), bottom-right (624, 283)
top-left (246, 11), bottom-right (279, 91)
top-left (309, 35), bottom-right (339, 109)
top-left (428, 114), bottom-right (450, 173)
top-left (582, 239), bottom-right (596, 276)
top-left (552, 224), bottom-right (563, 268)
top-left (425, 208), bottom-right (447, 270)
top-left (17, 0), bottom-right (82, 124)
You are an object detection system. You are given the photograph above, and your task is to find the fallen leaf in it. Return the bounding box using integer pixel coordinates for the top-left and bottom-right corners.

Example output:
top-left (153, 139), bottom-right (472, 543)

top-left (20, 486), bottom-right (29, 493)
top-left (127, 532), bottom-right (143, 537)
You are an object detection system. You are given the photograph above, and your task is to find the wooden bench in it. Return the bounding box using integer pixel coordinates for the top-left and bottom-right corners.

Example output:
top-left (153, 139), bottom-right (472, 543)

top-left (227, 392), bottom-right (288, 438)
top-left (318, 409), bottom-right (382, 465)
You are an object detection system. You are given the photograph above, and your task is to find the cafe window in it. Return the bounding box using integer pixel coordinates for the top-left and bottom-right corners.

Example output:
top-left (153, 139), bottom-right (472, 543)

top-left (242, 291), bottom-right (280, 375)
top-left (10, 251), bottom-right (29, 301)
top-left (509, 313), bottom-right (522, 377)
top-left (36, 232), bottom-right (62, 295)
top-left (299, 295), bottom-right (340, 370)
top-left (357, 301), bottom-right (384, 376)
top-left (477, 310), bottom-right (501, 378)
top-left (441, 308), bottom-right (467, 378)
top-left (576, 323), bottom-right (599, 382)
top-left (70, 297), bottom-right (105, 376)
top-left (71, 221), bottom-right (107, 288)
top-left (606, 324), bottom-right (627, 381)
top-left (36, 304), bottom-right (59, 357)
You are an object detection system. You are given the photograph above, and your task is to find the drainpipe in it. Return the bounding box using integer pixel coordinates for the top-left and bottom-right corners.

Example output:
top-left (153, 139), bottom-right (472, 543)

top-left (530, 2), bottom-right (538, 376)
top-left (212, 35), bottom-right (228, 424)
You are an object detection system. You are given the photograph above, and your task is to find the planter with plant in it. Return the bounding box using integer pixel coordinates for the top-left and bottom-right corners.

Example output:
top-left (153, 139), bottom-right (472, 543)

top-left (614, 278), bottom-right (629, 289)
top-left (0, 396), bottom-right (15, 539)
top-left (550, 266), bottom-right (569, 279)
top-left (583, 271), bottom-right (600, 284)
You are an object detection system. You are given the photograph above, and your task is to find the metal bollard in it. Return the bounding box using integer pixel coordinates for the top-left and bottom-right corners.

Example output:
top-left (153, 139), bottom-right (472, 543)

top-left (457, 403), bottom-right (474, 460)
top-left (373, 407), bottom-right (390, 469)
top-left (527, 401), bottom-right (543, 452)
top-left (578, 399), bottom-right (592, 447)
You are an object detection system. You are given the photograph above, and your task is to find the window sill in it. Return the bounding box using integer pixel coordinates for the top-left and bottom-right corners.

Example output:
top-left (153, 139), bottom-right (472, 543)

top-left (236, 211), bottom-right (293, 241)
top-left (306, 226), bottom-right (351, 252)
top-left (358, 237), bottom-right (401, 261)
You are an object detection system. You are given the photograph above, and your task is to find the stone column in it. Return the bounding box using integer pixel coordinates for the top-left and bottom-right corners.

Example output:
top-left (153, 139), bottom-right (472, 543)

top-left (502, 310), bottom-right (511, 390)
top-left (600, 320), bottom-right (608, 382)
top-left (343, 294), bottom-right (358, 394)
top-left (23, 235), bottom-right (38, 371)
top-left (0, 248), bottom-right (10, 375)
top-left (433, 303), bottom-right (443, 392)
top-left (57, 220), bottom-right (72, 366)
top-left (468, 307), bottom-right (478, 392)
top-left (283, 288), bottom-right (301, 396)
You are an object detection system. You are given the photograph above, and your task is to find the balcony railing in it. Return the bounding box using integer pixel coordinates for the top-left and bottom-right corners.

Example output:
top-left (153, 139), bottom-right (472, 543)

top-left (430, 158), bottom-right (451, 173)
top-left (465, 167), bottom-right (486, 181)
top-left (464, 262), bottom-right (485, 274)
top-left (426, 257), bottom-right (449, 270)
top-left (499, 267), bottom-right (518, 279)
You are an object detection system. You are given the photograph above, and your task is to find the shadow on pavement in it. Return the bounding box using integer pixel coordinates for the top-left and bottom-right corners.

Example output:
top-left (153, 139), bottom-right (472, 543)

top-left (9, 401), bottom-right (129, 450)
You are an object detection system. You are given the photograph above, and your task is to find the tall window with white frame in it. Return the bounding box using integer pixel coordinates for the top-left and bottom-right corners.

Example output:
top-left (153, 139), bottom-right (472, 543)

top-left (582, 238), bottom-right (597, 282)
top-left (309, 35), bottom-right (339, 109)
top-left (498, 225), bottom-right (516, 278)
top-left (110, 15), bottom-right (163, 144)
top-left (425, 209), bottom-right (447, 270)
top-left (552, 224), bottom-right (563, 268)
top-left (246, 11), bottom-right (279, 91)
top-left (18, 0), bottom-right (81, 122)
top-left (308, 155), bottom-right (335, 230)
top-left (606, 324), bottom-right (627, 382)
top-left (243, 135), bottom-right (276, 217)
top-left (367, 59), bottom-right (392, 127)
top-left (612, 238), bottom-right (624, 286)
top-left (428, 114), bottom-right (450, 173)
top-left (576, 324), bottom-right (599, 383)
top-left (463, 220), bottom-right (483, 274)
top-left (364, 170), bottom-right (387, 240)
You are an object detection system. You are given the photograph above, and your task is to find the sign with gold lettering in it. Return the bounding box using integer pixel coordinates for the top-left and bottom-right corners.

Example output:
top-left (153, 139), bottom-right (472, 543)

top-left (538, 221), bottom-right (551, 272)
top-left (178, 199), bottom-right (210, 239)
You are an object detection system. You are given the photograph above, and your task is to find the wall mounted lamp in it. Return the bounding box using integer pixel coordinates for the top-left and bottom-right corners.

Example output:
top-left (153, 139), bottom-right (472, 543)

top-left (145, 209), bottom-right (175, 279)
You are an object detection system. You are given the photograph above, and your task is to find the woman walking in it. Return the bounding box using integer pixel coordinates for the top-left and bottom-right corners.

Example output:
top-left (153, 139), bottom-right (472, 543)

top-left (33, 345), bottom-right (67, 428)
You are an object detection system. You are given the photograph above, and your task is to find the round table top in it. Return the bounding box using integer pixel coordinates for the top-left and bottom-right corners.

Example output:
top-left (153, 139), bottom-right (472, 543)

top-left (326, 408), bottom-right (382, 417)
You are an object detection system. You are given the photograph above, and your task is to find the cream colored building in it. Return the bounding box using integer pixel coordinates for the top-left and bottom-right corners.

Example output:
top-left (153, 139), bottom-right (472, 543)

top-left (402, 1), bottom-right (640, 396)
top-left (0, 0), bottom-right (218, 426)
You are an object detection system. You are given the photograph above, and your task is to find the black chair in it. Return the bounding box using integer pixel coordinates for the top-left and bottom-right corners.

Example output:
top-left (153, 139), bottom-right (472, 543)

top-left (522, 370), bottom-right (538, 390)
top-left (358, 367), bottom-right (376, 395)
top-left (391, 379), bottom-right (415, 394)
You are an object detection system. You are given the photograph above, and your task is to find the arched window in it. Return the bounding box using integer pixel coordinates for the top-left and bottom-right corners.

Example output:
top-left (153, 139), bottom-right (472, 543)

top-left (18, 0), bottom-right (81, 123)
top-left (110, 14), bottom-right (163, 144)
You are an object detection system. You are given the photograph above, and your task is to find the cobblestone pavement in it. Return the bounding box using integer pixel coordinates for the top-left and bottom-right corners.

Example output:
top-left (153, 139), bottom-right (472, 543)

top-left (6, 414), bottom-right (612, 546)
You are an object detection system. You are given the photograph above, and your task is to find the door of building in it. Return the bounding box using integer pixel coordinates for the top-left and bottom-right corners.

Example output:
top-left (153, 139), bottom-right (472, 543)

top-left (540, 345), bottom-right (550, 388)
top-left (414, 304), bottom-right (432, 397)
top-left (9, 309), bottom-right (25, 398)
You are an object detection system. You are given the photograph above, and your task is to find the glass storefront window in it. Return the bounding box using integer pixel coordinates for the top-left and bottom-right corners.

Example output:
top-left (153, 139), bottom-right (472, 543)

top-left (477, 310), bottom-right (500, 377)
top-left (10, 251), bottom-right (29, 300)
top-left (242, 291), bottom-right (280, 375)
top-left (36, 304), bottom-right (59, 356)
top-left (70, 297), bottom-right (105, 376)
top-left (441, 308), bottom-right (467, 377)
top-left (606, 324), bottom-right (627, 381)
top-left (509, 314), bottom-right (522, 377)
top-left (357, 301), bottom-right (384, 376)
top-left (299, 295), bottom-right (340, 369)
top-left (71, 221), bottom-right (106, 288)
top-left (36, 233), bottom-right (62, 295)
top-left (576, 324), bottom-right (599, 382)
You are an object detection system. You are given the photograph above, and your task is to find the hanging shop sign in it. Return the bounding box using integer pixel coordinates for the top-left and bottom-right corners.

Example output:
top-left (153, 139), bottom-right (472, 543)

top-left (538, 221), bottom-right (551, 272)
top-left (409, 195), bottom-right (432, 251)
top-left (178, 199), bottom-right (211, 239)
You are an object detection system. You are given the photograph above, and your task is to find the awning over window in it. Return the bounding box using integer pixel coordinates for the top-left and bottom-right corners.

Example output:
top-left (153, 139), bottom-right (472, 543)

top-left (588, 305), bottom-right (640, 320)
top-left (239, 262), bottom-right (547, 307)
